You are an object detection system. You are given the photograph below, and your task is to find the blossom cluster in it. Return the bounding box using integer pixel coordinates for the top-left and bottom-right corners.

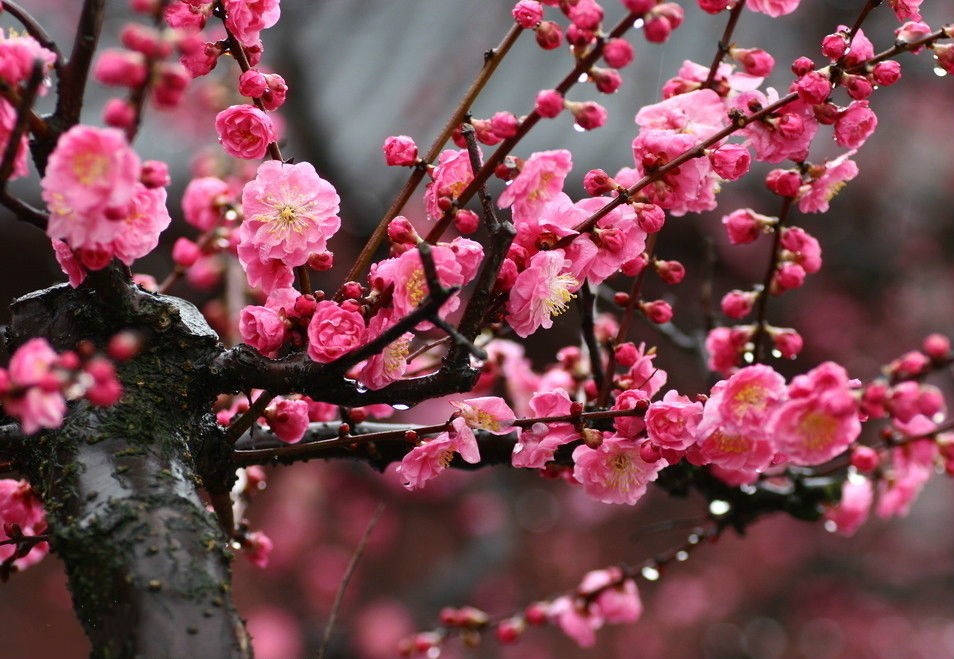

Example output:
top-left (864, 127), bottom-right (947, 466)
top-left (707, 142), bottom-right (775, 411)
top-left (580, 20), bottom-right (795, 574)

top-left (0, 338), bottom-right (123, 435)
top-left (0, 479), bottom-right (48, 573)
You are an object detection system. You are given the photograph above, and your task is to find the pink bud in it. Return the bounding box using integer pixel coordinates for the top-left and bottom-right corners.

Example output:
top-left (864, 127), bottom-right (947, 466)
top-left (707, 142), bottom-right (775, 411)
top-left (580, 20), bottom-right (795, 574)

top-left (871, 60), bottom-right (902, 86)
top-left (454, 209), bottom-right (480, 234)
top-left (821, 33), bottom-right (848, 60)
top-left (654, 259), bottom-right (685, 284)
top-left (621, 254), bottom-right (648, 276)
top-left (566, 24), bottom-right (596, 48)
top-left (490, 111), bottom-right (519, 139)
top-left (260, 74), bottom-right (288, 111)
top-left (772, 262), bottom-right (806, 292)
top-left (697, 0), bottom-right (732, 13)
top-left (642, 16), bottom-right (672, 43)
top-left (172, 237), bottom-right (202, 268)
top-left (851, 446), bottom-right (879, 472)
top-left (614, 342), bottom-right (638, 367)
top-left (770, 327), bottom-right (803, 358)
top-left (94, 49), bottom-right (148, 87)
top-left (568, 100), bottom-right (607, 130)
top-left (843, 74), bottom-right (873, 100)
top-left (152, 62), bottom-right (190, 108)
top-left (534, 20), bottom-right (563, 49)
top-left (567, 0), bottom-right (603, 31)
top-left (720, 290), bottom-right (756, 319)
top-left (108, 331), bottom-right (143, 361)
top-left (583, 168), bottom-right (615, 195)
top-left (731, 47), bottom-right (774, 77)
top-left (238, 69), bottom-right (268, 97)
top-left (791, 56), bottom-right (815, 76)
top-left (495, 618), bottom-right (524, 644)
top-left (794, 70), bottom-right (832, 104)
top-left (765, 169), bottom-right (802, 197)
top-left (308, 251), bottom-right (333, 271)
top-left (922, 333), bottom-right (951, 360)
top-left (534, 89), bottom-right (564, 118)
top-left (121, 23), bottom-right (170, 58)
top-left (634, 203), bottom-right (665, 233)
top-left (512, 0), bottom-right (544, 28)
top-left (895, 20), bottom-right (933, 46)
top-left (621, 0), bottom-right (655, 13)
top-left (641, 299), bottom-right (673, 324)
top-left (382, 135), bottom-right (419, 166)
top-left (103, 98), bottom-right (136, 129)
top-left (387, 216), bottom-right (420, 245)
top-left (639, 441), bottom-right (661, 462)
top-left (140, 160), bottom-right (170, 189)
top-left (709, 144), bottom-right (751, 181)
top-left (603, 38), bottom-right (634, 68)
top-left (590, 67), bottom-right (622, 94)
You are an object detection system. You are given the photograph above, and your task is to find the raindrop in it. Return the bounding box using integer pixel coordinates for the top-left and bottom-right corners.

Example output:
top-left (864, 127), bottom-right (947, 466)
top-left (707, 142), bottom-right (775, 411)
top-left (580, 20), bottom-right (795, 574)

top-left (578, 73), bottom-right (589, 83)
top-left (633, 18), bottom-right (645, 29)
top-left (824, 520), bottom-right (838, 533)
top-left (741, 483), bottom-right (757, 495)
top-left (934, 66), bottom-right (948, 77)
top-left (573, 123), bottom-right (586, 133)
top-left (392, 403), bottom-right (410, 411)
top-left (771, 348), bottom-right (782, 358)
top-left (676, 550), bottom-right (689, 562)
top-left (641, 565), bottom-right (660, 581)
top-left (355, 383), bottom-right (368, 394)
top-left (742, 351), bottom-right (755, 364)
top-left (687, 533), bottom-right (701, 545)
top-left (709, 500), bottom-right (731, 516)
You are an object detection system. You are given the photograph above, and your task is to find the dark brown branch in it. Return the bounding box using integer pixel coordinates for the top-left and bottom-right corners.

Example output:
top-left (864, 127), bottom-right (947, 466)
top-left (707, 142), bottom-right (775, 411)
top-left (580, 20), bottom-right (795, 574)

top-left (578, 284), bottom-right (606, 392)
top-left (53, 0), bottom-right (105, 133)
top-left (0, 60), bottom-right (44, 186)
top-left (702, 0), bottom-right (745, 90)
top-left (750, 196), bottom-right (793, 363)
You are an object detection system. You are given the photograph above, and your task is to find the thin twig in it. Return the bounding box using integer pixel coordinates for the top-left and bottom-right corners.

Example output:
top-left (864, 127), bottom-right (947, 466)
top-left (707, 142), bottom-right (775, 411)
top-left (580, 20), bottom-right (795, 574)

top-left (317, 503), bottom-right (386, 659)
top-left (702, 0), bottom-right (746, 89)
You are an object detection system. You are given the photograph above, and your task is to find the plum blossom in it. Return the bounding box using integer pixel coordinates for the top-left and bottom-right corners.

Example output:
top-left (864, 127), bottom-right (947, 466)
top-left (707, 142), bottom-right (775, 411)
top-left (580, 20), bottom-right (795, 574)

top-left (0, 480), bottom-right (48, 571)
top-left (2, 339), bottom-right (67, 434)
top-left (511, 388), bottom-right (578, 468)
top-left (745, 0), bottom-right (799, 16)
top-left (397, 417), bottom-right (480, 490)
top-left (631, 129), bottom-right (719, 215)
top-left (423, 149), bottom-right (475, 220)
top-left (548, 596), bottom-right (602, 647)
top-left (834, 101), bottom-right (877, 149)
top-left (797, 152), bottom-right (858, 213)
top-left (769, 362), bottom-right (861, 466)
top-left (572, 434), bottom-right (664, 505)
top-left (506, 249), bottom-right (580, 338)
top-left (450, 397), bottom-right (516, 434)
top-left (238, 160), bottom-right (341, 277)
top-left (825, 475), bottom-right (873, 536)
top-left (306, 300), bottom-right (366, 364)
top-left (497, 149), bottom-right (573, 219)
top-left (358, 311), bottom-right (413, 391)
top-left (565, 197), bottom-right (647, 285)
top-left (645, 389), bottom-right (703, 451)
top-left (876, 438), bottom-right (936, 517)
top-left (215, 105), bottom-right (276, 159)
top-left (578, 567), bottom-right (643, 624)
top-left (223, 0), bottom-right (281, 47)
top-left (635, 89), bottom-right (727, 139)
top-left (732, 90), bottom-right (818, 163)
top-left (263, 396), bottom-right (309, 443)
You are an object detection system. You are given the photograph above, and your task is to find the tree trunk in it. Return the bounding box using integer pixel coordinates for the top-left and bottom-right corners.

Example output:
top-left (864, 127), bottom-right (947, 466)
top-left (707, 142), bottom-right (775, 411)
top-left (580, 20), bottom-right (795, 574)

top-left (8, 271), bottom-right (250, 658)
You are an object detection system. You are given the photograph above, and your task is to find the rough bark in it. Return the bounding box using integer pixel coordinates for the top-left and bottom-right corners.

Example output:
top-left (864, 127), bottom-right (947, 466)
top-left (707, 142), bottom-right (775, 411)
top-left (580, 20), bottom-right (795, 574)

top-left (6, 270), bottom-right (250, 658)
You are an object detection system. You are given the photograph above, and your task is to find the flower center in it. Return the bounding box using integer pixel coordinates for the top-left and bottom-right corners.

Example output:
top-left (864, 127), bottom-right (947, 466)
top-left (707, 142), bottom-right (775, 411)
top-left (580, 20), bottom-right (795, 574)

top-left (544, 274), bottom-right (578, 317)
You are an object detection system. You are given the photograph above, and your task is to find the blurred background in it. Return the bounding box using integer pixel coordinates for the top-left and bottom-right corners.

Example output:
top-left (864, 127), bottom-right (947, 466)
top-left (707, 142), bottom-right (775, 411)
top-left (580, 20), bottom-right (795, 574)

top-left (1, 0), bottom-right (954, 657)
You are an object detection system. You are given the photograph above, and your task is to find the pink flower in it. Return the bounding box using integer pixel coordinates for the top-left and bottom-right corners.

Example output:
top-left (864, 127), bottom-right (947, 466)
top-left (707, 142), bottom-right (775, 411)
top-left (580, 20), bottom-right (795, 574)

top-left (264, 397), bottom-right (309, 443)
top-left (306, 300), bottom-right (366, 364)
top-left (547, 596), bottom-right (602, 647)
top-left (111, 184), bottom-right (172, 266)
top-left (834, 100), bottom-right (877, 149)
top-left (358, 311), bottom-right (413, 391)
top-left (451, 397), bottom-right (517, 434)
top-left (722, 208), bottom-right (774, 244)
top-left (236, 234), bottom-right (294, 293)
top-left (578, 567), bottom-right (643, 624)
top-left (572, 434), bottom-right (664, 505)
top-left (745, 0), bottom-right (799, 16)
top-left (717, 364), bottom-right (787, 433)
top-left (239, 160), bottom-right (341, 267)
top-left (182, 176), bottom-right (233, 231)
top-left (42, 126), bottom-right (141, 241)
top-left (635, 89), bottom-right (727, 139)
top-left (497, 149), bottom-right (573, 219)
top-left (223, 0), bottom-right (281, 47)
top-left (511, 388), bottom-right (578, 468)
top-left (769, 362), bottom-right (861, 466)
top-left (631, 129), bottom-right (718, 216)
top-left (423, 149), bottom-right (475, 220)
top-left (732, 91), bottom-right (818, 163)
top-left (797, 151), bottom-right (859, 214)
top-left (506, 249), bottom-right (580, 338)
top-left (888, 0), bottom-right (922, 21)
top-left (512, 0), bottom-right (544, 28)
top-left (824, 476), bottom-right (872, 536)
top-left (240, 305), bottom-right (286, 357)
top-left (371, 239), bottom-right (482, 325)
top-left (397, 418), bottom-right (480, 490)
top-left (535, 89), bottom-right (564, 118)
top-left (780, 226), bottom-right (822, 273)
top-left (709, 144), bottom-right (751, 181)
top-left (566, 197), bottom-right (647, 285)
top-left (645, 389), bottom-right (703, 450)
top-left (0, 480), bottom-right (48, 571)
top-left (242, 530), bottom-right (273, 568)
top-left (0, 29), bottom-right (57, 91)
top-left (382, 135), bottom-right (418, 166)
top-left (876, 439), bottom-right (936, 517)
top-left (5, 339), bottom-right (67, 434)
top-left (215, 105), bottom-right (276, 160)
top-left (52, 240), bottom-right (88, 288)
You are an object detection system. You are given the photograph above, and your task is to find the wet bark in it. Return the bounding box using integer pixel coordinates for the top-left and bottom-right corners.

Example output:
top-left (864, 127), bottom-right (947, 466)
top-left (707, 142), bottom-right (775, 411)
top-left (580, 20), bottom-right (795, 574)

top-left (6, 270), bottom-right (251, 658)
